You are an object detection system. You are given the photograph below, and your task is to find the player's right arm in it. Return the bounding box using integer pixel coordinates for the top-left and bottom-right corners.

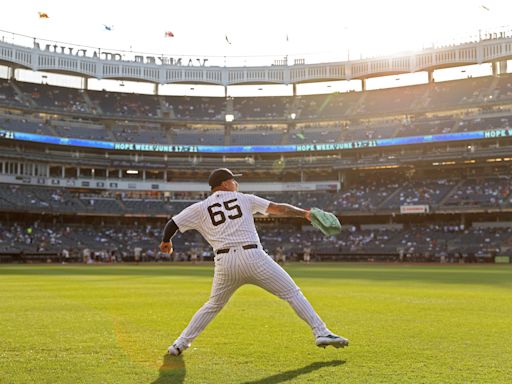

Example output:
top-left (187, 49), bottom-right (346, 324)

top-left (266, 202), bottom-right (311, 221)
top-left (246, 193), bottom-right (311, 221)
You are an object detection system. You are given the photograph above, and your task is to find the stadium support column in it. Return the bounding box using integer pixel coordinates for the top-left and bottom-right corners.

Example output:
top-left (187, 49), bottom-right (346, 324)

top-left (499, 61), bottom-right (508, 75)
top-left (338, 171), bottom-right (344, 190)
top-left (361, 78), bottom-right (366, 92)
top-left (292, 83), bottom-right (297, 96)
top-left (461, 214), bottom-right (466, 230)
top-left (154, 83), bottom-right (159, 95)
top-left (225, 123), bottom-right (232, 145)
top-left (491, 61), bottom-right (507, 76)
top-left (82, 77), bottom-right (88, 90)
top-left (428, 70), bottom-right (434, 83)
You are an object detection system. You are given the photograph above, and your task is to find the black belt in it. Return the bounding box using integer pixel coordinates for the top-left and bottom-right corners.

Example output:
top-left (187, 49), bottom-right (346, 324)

top-left (216, 244), bottom-right (258, 255)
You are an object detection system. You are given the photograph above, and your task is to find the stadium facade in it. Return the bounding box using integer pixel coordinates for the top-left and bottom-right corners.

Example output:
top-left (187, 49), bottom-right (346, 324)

top-left (1, 31), bottom-right (512, 263)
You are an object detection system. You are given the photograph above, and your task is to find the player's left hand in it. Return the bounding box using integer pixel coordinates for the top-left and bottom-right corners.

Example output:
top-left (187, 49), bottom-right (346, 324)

top-left (160, 241), bottom-right (173, 255)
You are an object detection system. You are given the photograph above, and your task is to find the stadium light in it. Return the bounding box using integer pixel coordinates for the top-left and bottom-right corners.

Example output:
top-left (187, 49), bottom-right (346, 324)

top-left (225, 114), bottom-right (234, 122)
top-left (126, 170), bottom-right (139, 174)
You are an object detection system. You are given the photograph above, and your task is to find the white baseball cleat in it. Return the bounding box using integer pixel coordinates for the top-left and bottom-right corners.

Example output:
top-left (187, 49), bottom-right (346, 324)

top-left (168, 342), bottom-right (190, 356)
top-left (315, 334), bottom-right (349, 349)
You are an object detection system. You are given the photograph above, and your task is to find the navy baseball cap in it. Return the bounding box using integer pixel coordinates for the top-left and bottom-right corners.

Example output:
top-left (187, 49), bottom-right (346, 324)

top-left (208, 168), bottom-right (242, 188)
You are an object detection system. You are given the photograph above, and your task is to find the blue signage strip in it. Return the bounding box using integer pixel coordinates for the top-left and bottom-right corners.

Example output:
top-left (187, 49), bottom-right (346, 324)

top-left (11, 131), bottom-right (115, 150)
top-left (1, 128), bottom-right (511, 153)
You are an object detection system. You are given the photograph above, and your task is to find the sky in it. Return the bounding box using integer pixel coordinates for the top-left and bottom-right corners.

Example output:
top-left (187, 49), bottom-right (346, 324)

top-left (0, 0), bottom-right (511, 95)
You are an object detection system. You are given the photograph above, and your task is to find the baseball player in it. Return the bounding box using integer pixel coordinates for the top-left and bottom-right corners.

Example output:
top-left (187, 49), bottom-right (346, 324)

top-left (275, 246), bottom-right (286, 264)
top-left (190, 247), bottom-right (198, 264)
top-left (160, 168), bottom-right (348, 356)
top-left (303, 245), bottom-right (312, 263)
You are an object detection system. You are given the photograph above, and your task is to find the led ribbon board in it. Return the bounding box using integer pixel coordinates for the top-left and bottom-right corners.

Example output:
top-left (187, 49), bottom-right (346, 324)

top-left (1, 128), bottom-right (511, 153)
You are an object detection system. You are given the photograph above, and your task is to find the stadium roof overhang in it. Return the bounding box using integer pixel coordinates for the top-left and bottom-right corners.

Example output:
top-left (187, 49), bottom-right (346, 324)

top-left (1, 35), bottom-right (512, 86)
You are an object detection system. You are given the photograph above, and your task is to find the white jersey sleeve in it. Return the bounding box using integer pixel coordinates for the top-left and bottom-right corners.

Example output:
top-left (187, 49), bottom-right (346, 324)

top-left (247, 194), bottom-right (271, 215)
top-left (172, 202), bottom-right (201, 233)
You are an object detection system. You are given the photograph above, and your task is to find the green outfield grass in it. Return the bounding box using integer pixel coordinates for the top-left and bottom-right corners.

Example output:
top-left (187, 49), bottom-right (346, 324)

top-left (0, 263), bottom-right (511, 384)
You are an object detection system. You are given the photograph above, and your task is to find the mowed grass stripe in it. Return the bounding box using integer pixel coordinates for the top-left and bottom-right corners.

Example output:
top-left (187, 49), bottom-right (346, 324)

top-left (0, 264), bottom-right (511, 383)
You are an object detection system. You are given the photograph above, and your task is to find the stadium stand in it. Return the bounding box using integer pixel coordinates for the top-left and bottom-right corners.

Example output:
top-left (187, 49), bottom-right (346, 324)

top-left (164, 96), bottom-right (226, 120)
top-left (111, 122), bottom-right (168, 144)
top-left (3, 68), bottom-right (512, 264)
top-left (382, 179), bottom-right (458, 209)
top-left (14, 81), bottom-right (90, 113)
top-left (171, 127), bottom-right (225, 145)
top-left (233, 96), bottom-right (292, 120)
top-left (2, 75), bottom-right (512, 148)
top-left (1, 219), bottom-right (511, 263)
top-left (0, 74), bottom-right (510, 124)
top-left (295, 92), bottom-right (362, 119)
top-left (0, 79), bottom-right (25, 107)
top-left (442, 177), bottom-right (512, 208)
top-left (231, 125), bottom-right (284, 145)
top-left (87, 89), bottom-right (161, 117)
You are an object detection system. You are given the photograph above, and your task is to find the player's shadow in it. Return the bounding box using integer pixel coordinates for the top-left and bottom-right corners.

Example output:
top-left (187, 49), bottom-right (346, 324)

top-left (242, 359), bottom-right (345, 384)
top-left (151, 354), bottom-right (185, 384)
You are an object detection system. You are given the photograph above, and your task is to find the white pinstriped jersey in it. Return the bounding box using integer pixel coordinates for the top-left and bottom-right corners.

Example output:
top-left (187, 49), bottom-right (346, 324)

top-left (172, 191), bottom-right (270, 251)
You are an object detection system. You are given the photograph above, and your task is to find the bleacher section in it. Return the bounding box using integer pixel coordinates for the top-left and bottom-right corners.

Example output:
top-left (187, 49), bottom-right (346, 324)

top-left (357, 84), bottom-right (429, 115)
top-left (87, 90), bottom-right (161, 117)
top-left (0, 114), bottom-right (54, 135)
top-left (164, 96), bottom-right (226, 120)
top-left (3, 175), bottom-right (511, 217)
top-left (443, 177), bottom-right (512, 208)
top-left (0, 184), bottom-right (196, 215)
top-left (2, 74), bottom-right (512, 149)
top-left (171, 128), bottom-right (225, 145)
top-left (382, 180), bottom-right (458, 209)
top-left (426, 77), bottom-right (496, 109)
top-left (231, 126), bottom-right (284, 145)
top-left (0, 80), bottom-right (25, 107)
top-left (295, 92), bottom-right (362, 119)
top-left (52, 120), bottom-right (112, 140)
top-left (111, 122), bottom-right (167, 144)
top-left (1, 219), bottom-right (510, 261)
top-left (233, 96), bottom-right (292, 120)
top-left (15, 81), bottom-right (90, 113)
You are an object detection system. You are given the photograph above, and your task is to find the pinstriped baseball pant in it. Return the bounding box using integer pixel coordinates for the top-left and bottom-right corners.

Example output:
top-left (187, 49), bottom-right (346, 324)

top-left (175, 246), bottom-right (329, 346)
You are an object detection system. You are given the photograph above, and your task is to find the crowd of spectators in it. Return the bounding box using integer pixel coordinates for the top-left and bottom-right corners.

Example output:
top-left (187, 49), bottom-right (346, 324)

top-left (233, 96), bottom-right (291, 120)
top-left (1, 220), bottom-right (510, 263)
top-left (165, 96), bottom-right (226, 120)
top-left (2, 176), bottom-right (512, 217)
top-left (1, 75), bottom-right (512, 147)
top-left (3, 108), bottom-right (508, 147)
top-left (15, 81), bottom-right (90, 113)
top-left (333, 183), bottom-right (398, 211)
top-left (88, 91), bottom-right (161, 117)
top-left (384, 179), bottom-right (458, 209)
top-left (0, 81), bottom-right (24, 107)
top-left (444, 177), bottom-right (512, 207)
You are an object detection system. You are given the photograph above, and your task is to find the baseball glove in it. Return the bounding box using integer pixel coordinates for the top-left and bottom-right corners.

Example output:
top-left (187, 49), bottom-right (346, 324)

top-left (310, 208), bottom-right (341, 236)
